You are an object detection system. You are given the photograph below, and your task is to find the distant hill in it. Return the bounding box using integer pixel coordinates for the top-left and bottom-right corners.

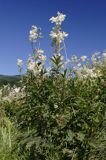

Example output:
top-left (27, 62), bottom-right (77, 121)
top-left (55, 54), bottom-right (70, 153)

top-left (0, 75), bottom-right (20, 87)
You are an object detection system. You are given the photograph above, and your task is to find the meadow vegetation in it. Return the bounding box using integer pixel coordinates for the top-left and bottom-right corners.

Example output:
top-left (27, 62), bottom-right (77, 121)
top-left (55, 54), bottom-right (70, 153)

top-left (0, 12), bottom-right (106, 160)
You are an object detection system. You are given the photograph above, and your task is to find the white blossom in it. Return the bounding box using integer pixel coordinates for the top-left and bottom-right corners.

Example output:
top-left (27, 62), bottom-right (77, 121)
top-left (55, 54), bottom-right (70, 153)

top-left (103, 52), bottom-right (106, 64)
top-left (81, 56), bottom-right (87, 61)
top-left (71, 55), bottom-right (79, 64)
top-left (54, 104), bottom-right (58, 109)
top-left (50, 31), bottom-right (68, 43)
top-left (103, 52), bottom-right (106, 59)
top-left (14, 87), bottom-right (20, 93)
top-left (92, 52), bottom-right (100, 63)
top-left (37, 54), bottom-right (46, 61)
top-left (27, 60), bottom-right (36, 71)
top-left (50, 31), bottom-right (57, 39)
top-left (50, 12), bottom-right (66, 25)
top-left (29, 25), bottom-right (41, 42)
top-left (36, 49), bottom-right (44, 54)
top-left (27, 58), bottom-right (44, 76)
top-left (77, 63), bottom-right (81, 67)
top-left (17, 59), bottom-right (23, 67)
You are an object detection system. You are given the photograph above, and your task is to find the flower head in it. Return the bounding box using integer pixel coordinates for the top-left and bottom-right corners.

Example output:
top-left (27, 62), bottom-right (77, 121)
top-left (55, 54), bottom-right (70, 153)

top-left (50, 12), bottom-right (66, 25)
top-left (17, 59), bottom-right (23, 67)
top-left (27, 59), bottom-right (36, 71)
top-left (81, 56), bottom-right (87, 62)
top-left (37, 54), bottom-right (46, 61)
top-left (50, 31), bottom-right (68, 43)
top-left (29, 25), bottom-right (42, 42)
top-left (35, 49), bottom-right (44, 55)
top-left (103, 52), bottom-right (106, 58)
top-left (103, 52), bottom-right (106, 64)
top-left (71, 55), bottom-right (79, 64)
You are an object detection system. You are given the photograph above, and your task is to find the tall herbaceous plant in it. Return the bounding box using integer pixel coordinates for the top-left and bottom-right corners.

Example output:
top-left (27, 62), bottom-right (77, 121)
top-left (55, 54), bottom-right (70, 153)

top-left (3, 12), bottom-right (106, 160)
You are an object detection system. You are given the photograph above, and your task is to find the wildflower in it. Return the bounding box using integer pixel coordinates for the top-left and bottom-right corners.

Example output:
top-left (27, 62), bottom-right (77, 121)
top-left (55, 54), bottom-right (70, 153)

top-left (81, 67), bottom-right (97, 78)
top-left (50, 12), bottom-right (66, 25)
top-left (14, 87), bottom-right (20, 93)
top-left (50, 31), bottom-right (57, 39)
top-left (50, 31), bottom-right (68, 43)
top-left (54, 104), bottom-right (58, 109)
top-left (27, 60), bottom-right (36, 71)
top-left (81, 56), bottom-right (87, 61)
top-left (17, 59), bottom-right (23, 67)
top-left (103, 52), bottom-right (106, 63)
top-left (91, 52), bottom-right (101, 64)
top-left (37, 54), bottom-right (46, 61)
top-left (77, 63), bottom-right (81, 67)
top-left (29, 25), bottom-right (42, 42)
top-left (71, 55), bottom-right (79, 64)
top-left (27, 58), bottom-right (44, 76)
top-left (103, 52), bottom-right (106, 58)
top-left (36, 49), bottom-right (44, 55)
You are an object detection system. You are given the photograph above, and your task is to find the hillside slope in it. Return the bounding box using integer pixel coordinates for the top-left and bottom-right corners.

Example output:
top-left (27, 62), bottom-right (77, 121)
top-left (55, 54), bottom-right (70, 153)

top-left (0, 75), bottom-right (20, 86)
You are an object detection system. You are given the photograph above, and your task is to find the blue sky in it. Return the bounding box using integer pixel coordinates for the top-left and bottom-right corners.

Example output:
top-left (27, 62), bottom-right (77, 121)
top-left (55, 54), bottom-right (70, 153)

top-left (0, 0), bottom-right (106, 75)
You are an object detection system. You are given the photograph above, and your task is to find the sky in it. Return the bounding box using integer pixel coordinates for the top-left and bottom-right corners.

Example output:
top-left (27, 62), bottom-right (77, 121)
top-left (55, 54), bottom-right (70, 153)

top-left (0, 0), bottom-right (106, 75)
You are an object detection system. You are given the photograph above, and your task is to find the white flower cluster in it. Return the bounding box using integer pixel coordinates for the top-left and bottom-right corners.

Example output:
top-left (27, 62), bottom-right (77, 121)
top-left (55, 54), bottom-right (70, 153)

top-left (29, 25), bottom-right (42, 42)
top-left (91, 52), bottom-right (101, 65)
top-left (50, 30), bottom-right (68, 43)
top-left (0, 85), bottom-right (24, 102)
top-left (103, 51), bottom-right (106, 64)
top-left (73, 52), bottom-right (106, 80)
top-left (50, 12), bottom-right (68, 45)
top-left (71, 55), bottom-right (79, 64)
top-left (17, 59), bottom-right (23, 67)
top-left (50, 12), bottom-right (66, 25)
top-left (71, 55), bottom-right (87, 65)
top-left (35, 49), bottom-right (46, 61)
top-left (81, 56), bottom-right (87, 61)
top-left (27, 59), bottom-right (43, 76)
top-left (75, 67), bottom-right (100, 80)
top-left (103, 52), bottom-right (106, 58)
top-left (36, 49), bottom-right (44, 54)
top-left (82, 67), bottom-right (97, 78)
top-left (27, 48), bottom-right (46, 76)
top-left (91, 51), bottom-right (106, 66)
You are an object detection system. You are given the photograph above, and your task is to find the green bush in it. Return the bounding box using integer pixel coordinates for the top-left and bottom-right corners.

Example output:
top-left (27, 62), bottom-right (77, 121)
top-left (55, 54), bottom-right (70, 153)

top-left (16, 59), bottom-right (106, 160)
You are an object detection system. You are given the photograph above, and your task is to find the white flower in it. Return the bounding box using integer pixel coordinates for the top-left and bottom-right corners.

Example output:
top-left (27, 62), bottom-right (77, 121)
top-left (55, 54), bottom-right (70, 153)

top-left (14, 87), bottom-right (20, 93)
top-left (54, 104), bottom-right (58, 109)
top-left (50, 12), bottom-right (66, 25)
top-left (50, 31), bottom-right (68, 43)
top-left (36, 49), bottom-right (44, 54)
top-left (37, 54), bottom-right (46, 61)
top-left (27, 58), bottom-right (44, 76)
top-left (27, 60), bottom-right (36, 71)
top-left (71, 55), bottom-right (79, 64)
top-left (103, 52), bottom-right (106, 64)
top-left (31, 25), bottom-right (38, 30)
top-left (91, 52), bottom-right (101, 64)
top-left (77, 63), bottom-right (81, 67)
top-left (103, 52), bottom-right (106, 58)
top-left (17, 59), bottom-right (23, 67)
top-left (81, 56), bottom-right (87, 61)
top-left (82, 67), bottom-right (97, 78)
top-left (29, 25), bottom-right (41, 42)
top-left (50, 31), bottom-right (57, 38)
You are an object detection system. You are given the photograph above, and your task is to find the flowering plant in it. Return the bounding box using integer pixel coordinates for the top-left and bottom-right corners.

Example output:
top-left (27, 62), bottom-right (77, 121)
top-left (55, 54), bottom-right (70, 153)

top-left (0, 12), bottom-right (106, 160)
